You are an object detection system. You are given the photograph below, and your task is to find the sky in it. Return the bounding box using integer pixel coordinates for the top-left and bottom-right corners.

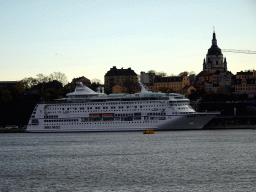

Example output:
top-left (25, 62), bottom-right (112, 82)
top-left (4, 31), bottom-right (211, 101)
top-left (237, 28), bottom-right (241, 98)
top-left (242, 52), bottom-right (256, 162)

top-left (1, 0), bottom-right (256, 84)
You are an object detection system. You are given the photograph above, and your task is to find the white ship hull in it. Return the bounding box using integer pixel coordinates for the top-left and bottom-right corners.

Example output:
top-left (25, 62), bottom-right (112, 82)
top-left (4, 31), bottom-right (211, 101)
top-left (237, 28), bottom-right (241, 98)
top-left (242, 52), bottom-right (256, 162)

top-left (26, 109), bottom-right (218, 133)
top-left (26, 83), bottom-right (219, 133)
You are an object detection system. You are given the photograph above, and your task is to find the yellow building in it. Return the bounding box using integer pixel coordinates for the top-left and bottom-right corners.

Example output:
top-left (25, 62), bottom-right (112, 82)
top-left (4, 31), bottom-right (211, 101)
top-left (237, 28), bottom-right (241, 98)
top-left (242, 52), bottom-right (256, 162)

top-left (104, 66), bottom-right (138, 94)
top-left (146, 84), bottom-right (153, 92)
top-left (236, 70), bottom-right (256, 79)
top-left (181, 85), bottom-right (196, 97)
top-left (65, 76), bottom-right (91, 90)
top-left (234, 78), bottom-right (256, 92)
top-left (112, 84), bottom-right (126, 93)
top-left (153, 76), bottom-right (190, 93)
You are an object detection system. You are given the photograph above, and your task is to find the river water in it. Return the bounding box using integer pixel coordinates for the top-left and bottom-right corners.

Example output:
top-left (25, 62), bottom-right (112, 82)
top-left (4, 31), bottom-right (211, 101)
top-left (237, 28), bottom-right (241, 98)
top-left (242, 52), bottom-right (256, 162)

top-left (0, 130), bottom-right (255, 192)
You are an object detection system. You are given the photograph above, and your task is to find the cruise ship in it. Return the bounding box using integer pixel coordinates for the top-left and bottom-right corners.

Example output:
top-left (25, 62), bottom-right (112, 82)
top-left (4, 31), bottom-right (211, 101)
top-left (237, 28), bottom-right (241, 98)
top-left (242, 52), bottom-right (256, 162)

top-left (26, 82), bottom-right (219, 132)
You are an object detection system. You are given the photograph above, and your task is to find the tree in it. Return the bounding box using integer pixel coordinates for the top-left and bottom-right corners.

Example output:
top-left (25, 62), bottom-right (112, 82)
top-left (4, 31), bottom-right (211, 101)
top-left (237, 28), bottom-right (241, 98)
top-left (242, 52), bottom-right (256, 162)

top-left (22, 77), bottom-right (38, 89)
top-left (158, 87), bottom-right (168, 93)
top-left (36, 74), bottom-right (50, 83)
top-left (216, 86), bottom-right (224, 94)
top-left (147, 70), bottom-right (167, 77)
top-left (1, 90), bottom-right (12, 103)
top-left (11, 82), bottom-right (25, 97)
top-left (198, 85), bottom-right (205, 96)
top-left (44, 80), bottom-right (63, 90)
top-left (189, 71), bottom-right (196, 76)
top-left (147, 70), bottom-right (156, 74)
top-left (45, 88), bottom-right (59, 101)
top-left (43, 93), bottom-right (51, 101)
top-left (156, 71), bottom-right (167, 77)
top-left (179, 71), bottom-right (189, 77)
top-left (91, 78), bottom-right (101, 84)
top-left (49, 72), bottom-right (68, 85)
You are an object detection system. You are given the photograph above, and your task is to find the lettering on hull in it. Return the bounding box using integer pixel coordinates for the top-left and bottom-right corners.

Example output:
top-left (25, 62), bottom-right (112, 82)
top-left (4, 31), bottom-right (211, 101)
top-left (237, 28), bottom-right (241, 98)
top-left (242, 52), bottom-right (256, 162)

top-left (44, 126), bottom-right (60, 129)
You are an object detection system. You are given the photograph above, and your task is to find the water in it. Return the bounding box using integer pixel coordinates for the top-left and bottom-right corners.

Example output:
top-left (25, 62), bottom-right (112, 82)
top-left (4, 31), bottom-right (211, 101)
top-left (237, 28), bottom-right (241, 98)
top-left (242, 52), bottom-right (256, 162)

top-left (0, 130), bottom-right (256, 192)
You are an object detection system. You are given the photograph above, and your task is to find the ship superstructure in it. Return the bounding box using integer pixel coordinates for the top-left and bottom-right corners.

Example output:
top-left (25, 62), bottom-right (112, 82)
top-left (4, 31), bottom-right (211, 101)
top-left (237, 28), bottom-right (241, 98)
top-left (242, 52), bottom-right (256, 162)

top-left (26, 82), bottom-right (218, 132)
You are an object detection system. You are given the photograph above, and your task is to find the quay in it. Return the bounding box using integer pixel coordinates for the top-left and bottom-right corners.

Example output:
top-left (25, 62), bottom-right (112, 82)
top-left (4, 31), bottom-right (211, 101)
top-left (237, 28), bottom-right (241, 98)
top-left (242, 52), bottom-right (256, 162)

top-left (0, 126), bottom-right (26, 133)
top-left (203, 115), bottom-right (256, 130)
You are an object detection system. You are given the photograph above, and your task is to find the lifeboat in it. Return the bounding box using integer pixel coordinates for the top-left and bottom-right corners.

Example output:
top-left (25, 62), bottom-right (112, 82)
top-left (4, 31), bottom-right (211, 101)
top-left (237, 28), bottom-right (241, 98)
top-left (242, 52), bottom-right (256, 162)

top-left (102, 114), bottom-right (113, 118)
top-left (89, 114), bottom-right (100, 118)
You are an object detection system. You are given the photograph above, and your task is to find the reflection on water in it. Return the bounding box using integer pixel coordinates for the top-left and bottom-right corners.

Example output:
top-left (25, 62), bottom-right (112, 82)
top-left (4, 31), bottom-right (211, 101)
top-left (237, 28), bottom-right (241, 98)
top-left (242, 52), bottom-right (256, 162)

top-left (0, 130), bottom-right (256, 191)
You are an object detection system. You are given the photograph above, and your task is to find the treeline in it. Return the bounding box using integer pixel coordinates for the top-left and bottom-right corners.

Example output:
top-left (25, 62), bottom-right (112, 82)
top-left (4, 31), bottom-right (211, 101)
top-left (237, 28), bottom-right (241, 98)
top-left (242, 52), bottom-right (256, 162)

top-left (0, 72), bottom-right (102, 127)
top-left (22, 72), bottom-right (68, 89)
top-left (146, 70), bottom-right (196, 77)
top-left (0, 72), bottom-right (68, 104)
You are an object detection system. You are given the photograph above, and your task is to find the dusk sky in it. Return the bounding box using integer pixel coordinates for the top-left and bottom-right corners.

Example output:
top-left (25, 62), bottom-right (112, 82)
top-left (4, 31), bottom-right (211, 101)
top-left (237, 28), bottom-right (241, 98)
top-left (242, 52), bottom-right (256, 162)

top-left (1, 0), bottom-right (256, 83)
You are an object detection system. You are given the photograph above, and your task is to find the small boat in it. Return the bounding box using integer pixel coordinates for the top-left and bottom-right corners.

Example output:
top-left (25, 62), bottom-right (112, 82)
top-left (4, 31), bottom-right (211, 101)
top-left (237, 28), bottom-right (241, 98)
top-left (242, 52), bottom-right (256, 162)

top-left (143, 130), bottom-right (154, 134)
top-left (5, 125), bottom-right (19, 130)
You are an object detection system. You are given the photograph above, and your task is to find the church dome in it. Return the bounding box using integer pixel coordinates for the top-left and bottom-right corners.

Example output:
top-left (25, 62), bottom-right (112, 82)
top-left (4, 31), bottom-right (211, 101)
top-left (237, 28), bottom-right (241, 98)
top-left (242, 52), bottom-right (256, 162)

top-left (207, 31), bottom-right (222, 56)
top-left (207, 45), bottom-right (222, 55)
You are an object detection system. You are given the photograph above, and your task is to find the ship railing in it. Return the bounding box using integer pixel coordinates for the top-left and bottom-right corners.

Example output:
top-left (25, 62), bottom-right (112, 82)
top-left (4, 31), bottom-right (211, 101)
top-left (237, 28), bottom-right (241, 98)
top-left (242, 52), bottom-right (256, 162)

top-left (38, 99), bottom-right (91, 104)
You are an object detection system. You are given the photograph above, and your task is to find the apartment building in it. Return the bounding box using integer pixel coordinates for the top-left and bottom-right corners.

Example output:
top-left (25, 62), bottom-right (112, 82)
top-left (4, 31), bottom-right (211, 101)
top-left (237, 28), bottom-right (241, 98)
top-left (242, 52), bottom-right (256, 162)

top-left (104, 66), bottom-right (138, 94)
top-left (153, 76), bottom-right (190, 93)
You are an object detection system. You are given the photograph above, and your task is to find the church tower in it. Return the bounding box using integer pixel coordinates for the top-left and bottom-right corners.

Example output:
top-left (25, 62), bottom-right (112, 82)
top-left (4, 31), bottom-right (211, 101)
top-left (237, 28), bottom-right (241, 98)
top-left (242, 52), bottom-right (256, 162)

top-left (203, 29), bottom-right (227, 72)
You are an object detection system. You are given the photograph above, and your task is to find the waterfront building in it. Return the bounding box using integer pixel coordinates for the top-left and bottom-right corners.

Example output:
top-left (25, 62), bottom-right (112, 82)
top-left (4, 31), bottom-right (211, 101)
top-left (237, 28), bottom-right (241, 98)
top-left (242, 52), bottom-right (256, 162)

top-left (112, 84), bottom-right (126, 93)
top-left (234, 78), bottom-right (256, 93)
top-left (104, 66), bottom-right (138, 94)
top-left (218, 71), bottom-right (233, 87)
top-left (65, 76), bottom-right (91, 90)
top-left (196, 30), bottom-right (234, 94)
top-left (202, 71), bottom-right (233, 94)
top-left (140, 71), bottom-right (155, 84)
top-left (0, 81), bottom-right (17, 88)
top-left (153, 76), bottom-right (190, 93)
top-left (197, 71), bottom-right (212, 85)
top-left (235, 70), bottom-right (256, 79)
top-left (71, 76), bottom-right (91, 87)
top-left (233, 70), bottom-right (256, 95)
top-left (180, 85), bottom-right (196, 97)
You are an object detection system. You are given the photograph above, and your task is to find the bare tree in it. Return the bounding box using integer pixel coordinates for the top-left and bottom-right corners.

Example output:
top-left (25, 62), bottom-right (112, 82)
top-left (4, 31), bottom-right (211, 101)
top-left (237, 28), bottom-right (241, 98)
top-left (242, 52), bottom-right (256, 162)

top-left (179, 71), bottom-right (189, 77)
top-left (91, 78), bottom-right (102, 84)
top-left (49, 72), bottom-right (68, 85)
top-left (147, 70), bottom-right (156, 74)
top-left (147, 70), bottom-right (166, 77)
top-left (189, 71), bottom-right (196, 76)
top-left (156, 71), bottom-right (167, 77)
top-left (169, 73), bottom-right (175, 77)
top-left (36, 74), bottom-right (50, 83)
top-left (22, 77), bottom-right (38, 89)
